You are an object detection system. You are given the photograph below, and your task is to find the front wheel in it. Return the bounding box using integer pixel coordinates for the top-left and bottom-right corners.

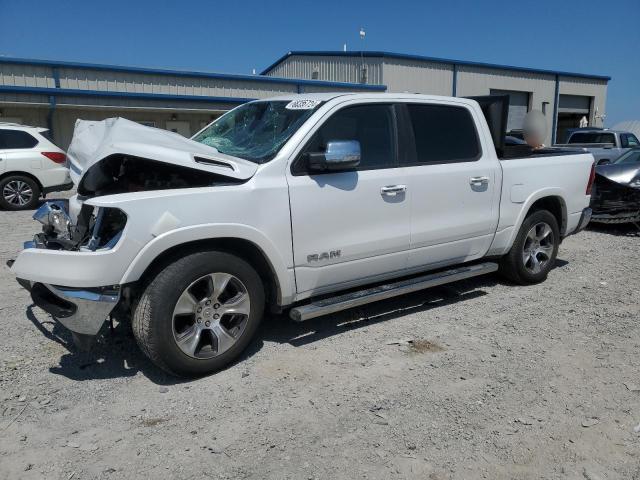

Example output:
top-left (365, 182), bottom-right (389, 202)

top-left (499, 209), bottom-right (560, 285)
top-left (132, 251), bottom-right (265, 377)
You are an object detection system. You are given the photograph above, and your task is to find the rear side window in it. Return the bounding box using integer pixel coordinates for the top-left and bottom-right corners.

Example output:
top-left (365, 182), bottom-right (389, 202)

top-left (404, 104), bottom-right (480, 164)
top-left (0, 129), bottom-right (38, 149)
top-left (298, 104), bottom-right (396, 172)
top-left (568, 132), bottom-right (616, 144)
top-left (621, 134), bottom-right (640, 148)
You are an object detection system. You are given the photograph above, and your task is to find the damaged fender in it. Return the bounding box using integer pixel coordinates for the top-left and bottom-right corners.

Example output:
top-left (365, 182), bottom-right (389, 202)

top-left (86, 189), bottom-right (295, 305)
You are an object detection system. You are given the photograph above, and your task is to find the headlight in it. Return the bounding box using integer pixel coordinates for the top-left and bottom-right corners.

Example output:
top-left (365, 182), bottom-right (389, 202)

top-left (33, 200), bottom-right (72, 238)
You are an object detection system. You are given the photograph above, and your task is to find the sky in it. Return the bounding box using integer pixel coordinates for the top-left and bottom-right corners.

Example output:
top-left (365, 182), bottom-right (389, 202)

top-left (0, 0), bottom-right (638, 126)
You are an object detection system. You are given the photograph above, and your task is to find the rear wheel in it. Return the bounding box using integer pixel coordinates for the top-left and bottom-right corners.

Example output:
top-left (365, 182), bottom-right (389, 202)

top-left (132, 251), bottom-right (265, 377)
top-left (499, 209), bottom-right (560, 285)
top-left (0, 175), bottom-right (41, 210)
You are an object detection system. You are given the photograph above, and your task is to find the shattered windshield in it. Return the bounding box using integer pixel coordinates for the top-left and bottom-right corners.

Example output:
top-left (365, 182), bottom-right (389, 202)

top-left (192, 100), bottom-right (321, 164)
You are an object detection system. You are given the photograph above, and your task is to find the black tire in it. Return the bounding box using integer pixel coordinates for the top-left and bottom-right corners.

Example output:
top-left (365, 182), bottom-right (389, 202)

top-left (132, 251), bottom-right (265, 377)
top-left (0, 175), bottom-right (41, 210)
top-left (499, 209), bottom-right (560, 285)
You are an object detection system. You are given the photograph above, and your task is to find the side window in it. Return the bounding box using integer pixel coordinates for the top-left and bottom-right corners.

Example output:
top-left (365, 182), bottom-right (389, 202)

top-left (298, 104), bottom-right (396, 173)
top-left (621, 134), bottom-right (628, 148)
top-left (626, 134), bottom-right (639, 147)
top-left (0, 129), bottom-right (39, 149)
top-left (404, 104), bottom-right (481, 164)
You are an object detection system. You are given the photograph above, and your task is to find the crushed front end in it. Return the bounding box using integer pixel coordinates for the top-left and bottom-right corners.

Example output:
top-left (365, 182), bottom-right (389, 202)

top-left (12, 200), bottom-right (127, 348)
top-left (9, 117), bottom-right (258, 349)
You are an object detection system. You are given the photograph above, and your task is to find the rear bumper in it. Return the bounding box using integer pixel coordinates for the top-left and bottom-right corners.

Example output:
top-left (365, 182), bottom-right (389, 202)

top-left (568, 207), bottom-right (592, 236)
top-left (576, 207), bottom-right (592, 232)
top-left (19, 279), bottom-right (119, 336)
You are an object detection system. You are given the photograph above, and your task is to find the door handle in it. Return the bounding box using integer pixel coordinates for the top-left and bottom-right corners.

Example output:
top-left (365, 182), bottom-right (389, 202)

top-left (469, 176), bottom-right (489, 186)
top-left (380, 185), bottom-right (407, 196)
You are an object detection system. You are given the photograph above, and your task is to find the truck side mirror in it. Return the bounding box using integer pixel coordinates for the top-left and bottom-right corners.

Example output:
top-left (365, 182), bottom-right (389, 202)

top-left (307, 140), bottom-right (361, 172)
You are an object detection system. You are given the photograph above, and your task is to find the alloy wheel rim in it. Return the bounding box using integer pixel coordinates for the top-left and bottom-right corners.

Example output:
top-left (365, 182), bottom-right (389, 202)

top-left (3, 180), bottom-right (33, 206)
top-left (522, 222), bottom-right (554, 274)
top-left (172, 272), bottom-right (251, 359)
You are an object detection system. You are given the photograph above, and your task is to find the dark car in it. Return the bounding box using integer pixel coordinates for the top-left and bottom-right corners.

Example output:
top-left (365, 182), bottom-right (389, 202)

top-left (590, 148), bottom-right (640, 223)
top-left (505, 135), bottom-right (527, 145)
top-left (506, 129), bottom-right (524, 141)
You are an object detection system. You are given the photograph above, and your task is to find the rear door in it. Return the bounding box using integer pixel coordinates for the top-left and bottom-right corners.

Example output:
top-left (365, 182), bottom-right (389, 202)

top-left (398, 100), bottom-right (501, 270)
top-left (287, 103), bottom-right (411, 295)
top-left (0, 128), bottom-right (41, 171)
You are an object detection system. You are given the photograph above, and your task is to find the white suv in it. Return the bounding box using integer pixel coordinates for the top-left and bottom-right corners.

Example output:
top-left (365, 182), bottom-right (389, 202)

top-left (0, 123), bottom-right (72, 210)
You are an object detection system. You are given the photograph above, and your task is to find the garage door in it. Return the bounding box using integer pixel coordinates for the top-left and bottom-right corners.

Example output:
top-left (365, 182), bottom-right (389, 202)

top-left (490, 89), bottom-right (530, 131)
top-left (558, 94), bottom-right (590, 114)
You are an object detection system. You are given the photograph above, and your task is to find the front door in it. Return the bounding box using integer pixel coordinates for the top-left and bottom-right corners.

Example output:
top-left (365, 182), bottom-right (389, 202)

top-left (287, 104), bottom-right (411, 295)
top-left (398, 101), bottom-right (501, 269)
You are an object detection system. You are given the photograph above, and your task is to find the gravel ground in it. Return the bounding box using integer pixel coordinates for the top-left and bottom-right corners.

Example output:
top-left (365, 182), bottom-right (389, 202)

top-left (0, 199), bottom-right (639, 480)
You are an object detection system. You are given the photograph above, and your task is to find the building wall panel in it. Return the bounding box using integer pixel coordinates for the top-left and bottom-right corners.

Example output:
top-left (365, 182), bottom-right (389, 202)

top-left (0, 64), bottom-right (55, 88)
top-left (382, 59), bottom-right (453, 95)
top-left (57, 68), bottom-right (300, 99)
top-left (53, 108), bottom-right (220, 148)
top-left (0, 92), bottom-right (49, 106)
top-left (266, 55), bottom-right (384, 85)
top-left (54, 95), bottom-right (238, 111)
top-left (0, 105), bottom-right (49, 128)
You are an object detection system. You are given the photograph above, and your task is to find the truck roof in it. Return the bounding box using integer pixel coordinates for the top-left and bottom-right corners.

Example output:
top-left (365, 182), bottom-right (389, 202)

top-left (263, 92), bottom-right (479, 107)
top-left (570, 129), bottom-right (628, 135)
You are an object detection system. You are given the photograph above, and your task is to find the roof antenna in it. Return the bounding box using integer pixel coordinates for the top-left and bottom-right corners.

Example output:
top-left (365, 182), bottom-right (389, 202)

top-left (343, 43), bottom-right (347, 52)
top-left (252, 68), bottom-right (256, 75)
top-left (359, 27), bottom-right (366, 83)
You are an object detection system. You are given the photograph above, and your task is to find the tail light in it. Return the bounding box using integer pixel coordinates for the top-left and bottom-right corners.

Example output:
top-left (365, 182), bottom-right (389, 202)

top-left (41, 152), bottom-right (67, 164)
top-left (586, 162), bottom-right (595, 195)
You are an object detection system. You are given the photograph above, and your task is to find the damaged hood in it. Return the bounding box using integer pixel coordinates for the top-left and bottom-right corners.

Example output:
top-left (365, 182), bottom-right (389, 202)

top-left (595, 162), bottom-right (640, 187)
top-left (67, 118), bottom-right (259, 187)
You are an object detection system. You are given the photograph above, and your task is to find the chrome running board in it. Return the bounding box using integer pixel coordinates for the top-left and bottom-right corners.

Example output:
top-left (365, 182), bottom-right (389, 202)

top-left (289, 262), bottom-right (498, 322)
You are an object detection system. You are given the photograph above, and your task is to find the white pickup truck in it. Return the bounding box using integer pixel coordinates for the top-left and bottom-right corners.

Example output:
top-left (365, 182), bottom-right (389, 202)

top-left (10, 93), bottom-right (594, 377)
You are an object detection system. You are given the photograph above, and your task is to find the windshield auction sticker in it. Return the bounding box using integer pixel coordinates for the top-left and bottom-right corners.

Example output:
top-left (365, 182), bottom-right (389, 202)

top-left (285, 99), bottom-right (321, 110)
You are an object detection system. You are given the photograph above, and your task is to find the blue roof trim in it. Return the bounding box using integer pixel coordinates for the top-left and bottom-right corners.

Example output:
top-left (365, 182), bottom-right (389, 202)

top-left (0, 85), bottom-right (255, 104)
top-left (261, 50), bottom-right (611, 81)
top-left (0, 56), bottom-right (386, 91)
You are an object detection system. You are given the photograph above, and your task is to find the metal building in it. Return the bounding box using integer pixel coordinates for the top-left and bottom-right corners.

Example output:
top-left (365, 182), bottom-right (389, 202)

top-left (0, 50), bottom-right (610, 149)
top-left (0, 57), bottom-right (385, 148)
top-left (261, 51), bottom-right (610, 143)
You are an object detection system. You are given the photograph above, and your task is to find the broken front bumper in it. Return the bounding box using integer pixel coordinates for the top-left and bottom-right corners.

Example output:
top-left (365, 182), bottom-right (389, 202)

top-left (19, 279), bottom-right (119, 338)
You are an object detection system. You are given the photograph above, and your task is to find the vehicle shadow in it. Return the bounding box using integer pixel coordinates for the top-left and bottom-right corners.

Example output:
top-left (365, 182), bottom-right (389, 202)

top-left (26, 261), bottom-right (568, 384)
top-left (261, 258), bottom-right (571, 347)
top-left (25, 304), bottom-right (183, 386)
top-left (260, 274), bottom-right (500, 348)
top-left (587, 222), bottom-right (640, 237)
